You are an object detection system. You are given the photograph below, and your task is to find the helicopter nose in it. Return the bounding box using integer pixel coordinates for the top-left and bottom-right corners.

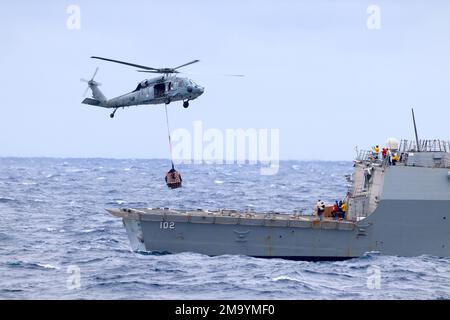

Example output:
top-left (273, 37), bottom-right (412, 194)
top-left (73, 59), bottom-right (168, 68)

top-left (196, 86), bottom-right (204, 95)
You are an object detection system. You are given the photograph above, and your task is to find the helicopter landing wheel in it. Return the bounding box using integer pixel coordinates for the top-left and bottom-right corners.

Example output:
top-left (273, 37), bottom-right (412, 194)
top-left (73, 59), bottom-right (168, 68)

top-left (183, 100), bottom-right (189, 108)
top-left (110, 108), bottom-right (118, 118)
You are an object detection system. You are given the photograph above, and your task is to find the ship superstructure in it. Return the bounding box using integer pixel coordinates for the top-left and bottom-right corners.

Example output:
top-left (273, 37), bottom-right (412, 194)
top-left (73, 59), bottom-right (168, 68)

top-left (108, 138), bottom-right (450, 260)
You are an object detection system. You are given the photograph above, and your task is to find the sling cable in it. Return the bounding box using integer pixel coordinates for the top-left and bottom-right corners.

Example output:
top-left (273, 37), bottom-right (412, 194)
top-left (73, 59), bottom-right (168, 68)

top-left (164, 104), bottom-right (182, 189)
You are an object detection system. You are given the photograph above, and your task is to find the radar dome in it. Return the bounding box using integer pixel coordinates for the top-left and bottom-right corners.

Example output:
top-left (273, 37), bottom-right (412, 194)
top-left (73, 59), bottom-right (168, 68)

top-left (386, 137), bottom-right (399, 150)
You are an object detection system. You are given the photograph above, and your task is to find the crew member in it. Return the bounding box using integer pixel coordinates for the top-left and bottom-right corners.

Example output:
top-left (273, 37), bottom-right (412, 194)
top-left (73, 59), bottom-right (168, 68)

top-left (340, 201), bottom-right (347, 220)
top-left (331, 201), bottom-right (340, 220)
top-left (381, 147), bottom-right (387, 160)
top-left (363, 164), bottom-right (373, 190)
top-left (372, 145), bottom-right (380, 159)
top-left (316, 200), bottom-right (325, 221)
top-left (392, 152), bottom-right (399, 165)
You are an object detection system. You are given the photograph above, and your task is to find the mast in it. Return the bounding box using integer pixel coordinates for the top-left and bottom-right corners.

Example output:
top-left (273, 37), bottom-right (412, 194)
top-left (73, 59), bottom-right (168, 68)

top-left (411, 108), bottom-right (420, 152)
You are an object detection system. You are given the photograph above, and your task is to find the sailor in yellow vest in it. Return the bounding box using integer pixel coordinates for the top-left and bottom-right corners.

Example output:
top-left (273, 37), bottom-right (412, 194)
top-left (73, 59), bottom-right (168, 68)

top-left (340, 201), bottom-right (347, 220)
top-left (372, 145), bottom-right (380, 159)
top-left (392, 152), bottom-right (399, 166)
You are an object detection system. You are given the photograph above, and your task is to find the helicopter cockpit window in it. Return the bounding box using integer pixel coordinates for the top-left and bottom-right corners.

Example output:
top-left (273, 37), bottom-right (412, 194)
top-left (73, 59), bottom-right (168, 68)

top-left (133, 80), bottom-right (149, 92)
top-left (133, 83), bottom-right (142, 92)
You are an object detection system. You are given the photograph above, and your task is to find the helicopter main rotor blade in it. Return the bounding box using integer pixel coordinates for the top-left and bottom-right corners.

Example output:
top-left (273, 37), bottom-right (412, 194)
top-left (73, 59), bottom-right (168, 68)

top-left (136, 70), bottom-right (162, 73)
top-left (91, 56), bottom-right (158, 71)
top-left (91, 67), bottom-right (99, 80)
top-left (179, 72), bottom-right (245, 78)
top-left (174, 60), bottom-right (200, 70)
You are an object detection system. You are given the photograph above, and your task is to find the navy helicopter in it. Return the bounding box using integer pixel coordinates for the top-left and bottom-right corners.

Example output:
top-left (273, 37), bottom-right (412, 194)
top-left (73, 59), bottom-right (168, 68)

top-left (81, 56), bottom-right (204, 118)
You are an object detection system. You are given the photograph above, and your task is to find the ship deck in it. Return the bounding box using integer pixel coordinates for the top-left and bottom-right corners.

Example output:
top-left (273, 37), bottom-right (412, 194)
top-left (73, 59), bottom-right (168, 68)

top-left (107, 207), bottom-right (357, 231)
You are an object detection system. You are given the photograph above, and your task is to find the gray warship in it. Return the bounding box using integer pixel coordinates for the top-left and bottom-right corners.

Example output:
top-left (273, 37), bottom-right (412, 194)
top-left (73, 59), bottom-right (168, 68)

top-left (108, 137), bottom-right (450, 261)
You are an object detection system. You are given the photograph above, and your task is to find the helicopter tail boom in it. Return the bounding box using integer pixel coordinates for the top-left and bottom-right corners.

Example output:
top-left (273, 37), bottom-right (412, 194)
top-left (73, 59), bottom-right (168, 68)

top-left (89, 83), bottom-right (107, 103)
top-left (82, 98), bottom-right (103, 106)
top-left (81, 84), bottom-right (108, 107)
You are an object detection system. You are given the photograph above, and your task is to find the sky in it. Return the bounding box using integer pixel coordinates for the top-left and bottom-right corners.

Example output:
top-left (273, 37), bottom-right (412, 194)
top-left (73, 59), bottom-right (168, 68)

top-left (1, 0), bottom-right (450, 161)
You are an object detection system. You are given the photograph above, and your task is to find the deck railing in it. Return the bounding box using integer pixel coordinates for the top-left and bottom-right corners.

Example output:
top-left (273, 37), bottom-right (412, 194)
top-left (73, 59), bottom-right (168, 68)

top-left (399, 139), bottom-right (450, 153)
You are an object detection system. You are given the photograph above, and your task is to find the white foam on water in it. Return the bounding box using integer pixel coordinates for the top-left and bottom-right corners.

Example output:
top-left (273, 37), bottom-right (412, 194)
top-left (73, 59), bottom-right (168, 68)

top-left (37, 263), bottom-right (60, 270)
top-left (272, 276), bottom-right (303, 283)
top-left (20, 182), bottom-right (37, 186)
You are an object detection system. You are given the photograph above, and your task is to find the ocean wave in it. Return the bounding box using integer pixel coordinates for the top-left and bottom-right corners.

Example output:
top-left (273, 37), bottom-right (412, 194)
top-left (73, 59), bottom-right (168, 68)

top-left (80, 228), bottom-right (106, 233)
top-left (45, 173), bottom-right (61, 178)
top-left (1, 158), bottom-right (447, 300)
top-left (272, 275), bottom-right (303, 283)
top-left (0, 232), bottom-right (12, 240)
top-left (0, 197), bottom-right (18, 203)
top-left (20, 182), bottom-right (38, 186)
top-left (5, 260), bottom-right (60, 270)
top-left (105, 200), bottom-right (127, 205)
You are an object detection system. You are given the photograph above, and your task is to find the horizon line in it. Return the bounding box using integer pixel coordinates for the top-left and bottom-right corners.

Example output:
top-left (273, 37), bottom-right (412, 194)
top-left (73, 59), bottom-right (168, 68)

top-left (0, 155), bottom-right (353, 162)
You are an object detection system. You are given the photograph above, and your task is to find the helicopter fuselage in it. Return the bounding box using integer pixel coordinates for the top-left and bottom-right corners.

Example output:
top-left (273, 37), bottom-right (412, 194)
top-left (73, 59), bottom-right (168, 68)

top-left (82, 57), bottom-right (205, 117)
top-left (104, 75), bottom-right (204, 108)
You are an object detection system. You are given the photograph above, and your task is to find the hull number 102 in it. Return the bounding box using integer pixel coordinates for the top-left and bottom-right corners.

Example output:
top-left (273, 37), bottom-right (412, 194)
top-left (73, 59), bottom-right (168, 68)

top-left (160, 221), bottom-right (175, 230)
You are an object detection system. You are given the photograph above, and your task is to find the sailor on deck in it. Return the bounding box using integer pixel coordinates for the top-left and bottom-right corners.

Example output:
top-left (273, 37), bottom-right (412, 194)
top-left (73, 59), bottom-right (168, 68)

top-left (372, 145), bottom-right (380, 159)
top-left (316, 200), bottom-right (325, 221)
top-left (340, 201), bottom-right (347, 220)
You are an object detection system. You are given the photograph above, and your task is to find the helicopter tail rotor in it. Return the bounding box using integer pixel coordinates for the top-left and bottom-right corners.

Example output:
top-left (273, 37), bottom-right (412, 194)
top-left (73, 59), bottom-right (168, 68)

top-left (81, 67), bottom-right (102, 97)
top-left (80, 67), bottom-right (107, 103)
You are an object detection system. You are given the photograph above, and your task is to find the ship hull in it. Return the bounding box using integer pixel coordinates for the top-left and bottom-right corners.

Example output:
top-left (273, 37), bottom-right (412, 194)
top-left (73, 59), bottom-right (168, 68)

top-left (111, 200), bottom-right (450, 260)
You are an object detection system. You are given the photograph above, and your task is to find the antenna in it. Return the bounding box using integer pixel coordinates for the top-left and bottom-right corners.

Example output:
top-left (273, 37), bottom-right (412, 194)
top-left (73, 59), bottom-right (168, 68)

top-left (411, 108), bottom-right (420, 152)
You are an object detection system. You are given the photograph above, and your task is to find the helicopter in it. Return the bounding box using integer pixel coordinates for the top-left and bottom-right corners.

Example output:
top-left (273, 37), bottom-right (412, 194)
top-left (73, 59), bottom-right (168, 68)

top-left (81, 56), bottom-right (204, 118)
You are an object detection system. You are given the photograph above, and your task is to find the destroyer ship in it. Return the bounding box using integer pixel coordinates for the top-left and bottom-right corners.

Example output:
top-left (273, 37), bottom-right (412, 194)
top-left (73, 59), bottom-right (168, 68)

top-left (108, 134), bottom-right (450, 260)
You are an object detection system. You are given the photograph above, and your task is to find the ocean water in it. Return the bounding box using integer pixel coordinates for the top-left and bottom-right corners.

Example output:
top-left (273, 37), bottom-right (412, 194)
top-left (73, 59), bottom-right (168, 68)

top-left (0, 158), bottom-right (449, 300)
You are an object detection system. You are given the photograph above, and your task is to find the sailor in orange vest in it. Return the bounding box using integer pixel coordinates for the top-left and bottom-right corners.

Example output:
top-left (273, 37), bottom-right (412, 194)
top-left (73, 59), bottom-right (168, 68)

top-left (165, 165), bottom-right (182, 189)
